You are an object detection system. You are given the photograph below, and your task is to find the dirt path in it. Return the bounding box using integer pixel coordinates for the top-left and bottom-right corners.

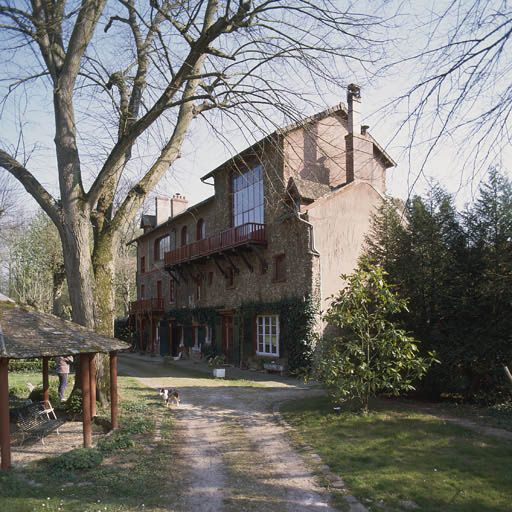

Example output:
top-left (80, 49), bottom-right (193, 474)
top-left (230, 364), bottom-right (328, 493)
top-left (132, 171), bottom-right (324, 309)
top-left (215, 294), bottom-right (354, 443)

top-left (118, 354), bottom-right (338, 512)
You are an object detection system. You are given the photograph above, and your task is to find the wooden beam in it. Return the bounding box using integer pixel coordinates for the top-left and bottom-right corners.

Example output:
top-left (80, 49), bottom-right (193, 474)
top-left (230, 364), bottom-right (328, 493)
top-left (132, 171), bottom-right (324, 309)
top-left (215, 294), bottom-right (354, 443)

top-left (42, 357), bottom-right (49, 404)
top-left (167, 269), bottom-right (180, 285)
top-left (80, 354), bottom-right (92, 448)
top-left (110, 352), bottom-right (118, 430)
top-left (239, 251), bottom-right (254, 273)
top-left (176, 266), bottom-right (188, 283)
top-left (0, 358), bottom-right (11, 470)
top-left (249, 245), bottom-right (268, 272)
top-left (89, 354), bottom-right (96, 418)
top-left (213, 257), bottom-right (227, 278)
top-left (222, 252), bottom-right (239, 274)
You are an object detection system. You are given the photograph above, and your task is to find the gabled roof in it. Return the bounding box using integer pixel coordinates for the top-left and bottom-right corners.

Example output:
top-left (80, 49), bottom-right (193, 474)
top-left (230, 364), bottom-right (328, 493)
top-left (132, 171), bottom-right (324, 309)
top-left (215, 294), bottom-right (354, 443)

top-left (0, 300), bottom-right (129, 359)
top-left (201, 103), bottom-right (348, 182)
top-left (129, 195), bottom-right (215, 244)
top-left (287, 177), bottom-right (331, 202)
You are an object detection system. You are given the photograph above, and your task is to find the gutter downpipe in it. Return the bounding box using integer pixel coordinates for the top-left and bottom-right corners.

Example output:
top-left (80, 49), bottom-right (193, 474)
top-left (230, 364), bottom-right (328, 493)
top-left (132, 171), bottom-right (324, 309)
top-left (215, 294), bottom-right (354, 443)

top-left (296, 211), bottom-right (319, 256)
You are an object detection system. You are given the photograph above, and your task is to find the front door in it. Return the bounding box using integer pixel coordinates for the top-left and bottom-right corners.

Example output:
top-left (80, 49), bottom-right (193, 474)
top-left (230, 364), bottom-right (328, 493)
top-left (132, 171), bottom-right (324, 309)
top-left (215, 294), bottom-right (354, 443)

top-left (222, 315), bottom-right (234, 363)
top-left (171, 322), bottom-right (180, 357)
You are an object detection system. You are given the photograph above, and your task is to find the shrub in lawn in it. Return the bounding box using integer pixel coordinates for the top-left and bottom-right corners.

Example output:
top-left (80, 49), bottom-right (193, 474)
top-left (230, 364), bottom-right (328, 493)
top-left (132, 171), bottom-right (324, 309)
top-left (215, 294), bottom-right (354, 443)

top-left (48, 448), bottom-right (103, 472)
top-left (29, 383), bottom-right (60, 404)
top-left (65, 389), bottom-right (83, 414)
top-left (9, 384), bottom-right (30, 400)
top-left (122, 417), bottom-right (153, 434)
top-left (9, 358), bottom-right (57, 372)
top-left (97, 431), bottom-right (135, 454)
top-left (316, 264), bottom-right (437, 413)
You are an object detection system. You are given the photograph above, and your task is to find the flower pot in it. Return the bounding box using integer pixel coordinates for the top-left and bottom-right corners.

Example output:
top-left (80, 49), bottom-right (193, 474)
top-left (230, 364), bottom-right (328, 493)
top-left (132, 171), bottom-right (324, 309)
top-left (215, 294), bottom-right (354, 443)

top-left (213, 368), bottom-right (225, 378)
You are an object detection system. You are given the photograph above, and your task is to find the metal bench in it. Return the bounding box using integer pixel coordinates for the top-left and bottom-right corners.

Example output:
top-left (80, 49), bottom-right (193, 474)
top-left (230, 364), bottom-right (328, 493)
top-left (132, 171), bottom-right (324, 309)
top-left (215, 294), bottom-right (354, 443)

top-left (13, 401), bottom-right (64, 445)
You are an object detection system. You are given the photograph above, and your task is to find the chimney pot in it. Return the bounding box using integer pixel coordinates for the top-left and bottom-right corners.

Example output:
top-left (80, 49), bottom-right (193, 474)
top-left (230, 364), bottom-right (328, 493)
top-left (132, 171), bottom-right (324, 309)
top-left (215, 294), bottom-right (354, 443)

top-left (347, 83), bottom-right (361, 135)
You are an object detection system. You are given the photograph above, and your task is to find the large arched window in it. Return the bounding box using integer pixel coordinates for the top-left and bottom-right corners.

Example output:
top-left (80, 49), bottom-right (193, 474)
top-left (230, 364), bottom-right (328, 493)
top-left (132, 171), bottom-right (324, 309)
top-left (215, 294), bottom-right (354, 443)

top-left (196, 218), bottom-right (205, 240)
top-left (180, 226), bottom-right (188, 246)
top-left (154, 235), bottom-right (170, 261)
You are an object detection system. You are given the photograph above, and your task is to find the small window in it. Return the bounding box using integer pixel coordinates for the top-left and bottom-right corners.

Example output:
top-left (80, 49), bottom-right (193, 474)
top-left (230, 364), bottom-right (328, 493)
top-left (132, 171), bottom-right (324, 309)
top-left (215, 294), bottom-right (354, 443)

top-left (169, 279), bottom-right (175, 303)
top-left (156, 280), bottom-right (162, 299)
top-left (196, 280), bottom-right (201, 301)
top-left (140, 256), bottom-right (146, 274)
top-left (196, 218), bottom-right (206, 240)
top-left (180, 226), bottom-right (188, 247)
top-left (256, 315), bottom-right (279, 356)
top-left (140, 284), bottom-right (145, 299)
top-left (208, 272), bottom-right (213, 286)
top-left (273, 254), bottom-right (286, 282)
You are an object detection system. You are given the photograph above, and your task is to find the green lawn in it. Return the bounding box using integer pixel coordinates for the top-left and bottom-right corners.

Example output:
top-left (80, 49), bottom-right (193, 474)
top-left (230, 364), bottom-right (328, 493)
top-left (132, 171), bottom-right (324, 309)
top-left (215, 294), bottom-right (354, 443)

top-left (1, 376), bottom-right (183, 511)
top-left (281, 396), bottom-right (512, 512)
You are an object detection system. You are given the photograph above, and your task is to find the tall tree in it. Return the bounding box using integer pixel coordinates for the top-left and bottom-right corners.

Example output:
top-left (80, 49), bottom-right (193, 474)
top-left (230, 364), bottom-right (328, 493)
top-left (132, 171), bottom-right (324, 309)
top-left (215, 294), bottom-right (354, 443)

top-left (6, 211), bottom-right (68, 316)
top-left (462, 168), bottom-right (512, 394)
top-left (0, 0), bottom-right (392, 340)
top-left (0, 1), bottom-right (395, 400)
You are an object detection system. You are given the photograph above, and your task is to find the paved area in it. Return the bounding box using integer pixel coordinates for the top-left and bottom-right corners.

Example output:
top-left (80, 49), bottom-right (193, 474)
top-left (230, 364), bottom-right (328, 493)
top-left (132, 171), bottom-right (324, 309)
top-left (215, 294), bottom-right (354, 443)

top-left (119, 352), bottom-right (339, 512)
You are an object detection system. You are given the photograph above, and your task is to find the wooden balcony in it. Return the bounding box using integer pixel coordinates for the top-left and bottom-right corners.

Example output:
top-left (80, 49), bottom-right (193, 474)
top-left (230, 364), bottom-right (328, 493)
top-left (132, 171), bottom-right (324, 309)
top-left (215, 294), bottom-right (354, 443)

top-left (130, 298), bottom-right (164, 315)
top-left (164, 222), bottom-right (266, 267)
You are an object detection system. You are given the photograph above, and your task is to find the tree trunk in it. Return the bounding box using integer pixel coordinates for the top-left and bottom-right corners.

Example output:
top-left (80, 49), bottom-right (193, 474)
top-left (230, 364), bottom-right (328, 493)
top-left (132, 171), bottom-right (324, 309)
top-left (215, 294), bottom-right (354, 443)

top-left (92, 234), bottom-right (118, 405)
top-left (52, 265), bottom-right (67, 318)
top-left (60, 219), bottom-right (96, 328)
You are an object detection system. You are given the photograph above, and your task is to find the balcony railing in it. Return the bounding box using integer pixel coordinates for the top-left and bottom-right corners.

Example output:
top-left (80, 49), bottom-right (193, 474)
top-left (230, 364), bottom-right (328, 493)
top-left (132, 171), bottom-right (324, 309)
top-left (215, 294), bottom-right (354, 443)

top-left (164, 222), bottom-right (266, 267)
top-left (130, 298), bottom-right (164, 314)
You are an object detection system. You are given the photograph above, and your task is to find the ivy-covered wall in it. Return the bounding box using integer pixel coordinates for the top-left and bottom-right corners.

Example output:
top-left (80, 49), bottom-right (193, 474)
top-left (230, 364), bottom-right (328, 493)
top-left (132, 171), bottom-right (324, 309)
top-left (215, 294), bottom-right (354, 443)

top-left (159, 297), bottom-right (317, 371)
top-left (239, 295), bottom-right (317, 371)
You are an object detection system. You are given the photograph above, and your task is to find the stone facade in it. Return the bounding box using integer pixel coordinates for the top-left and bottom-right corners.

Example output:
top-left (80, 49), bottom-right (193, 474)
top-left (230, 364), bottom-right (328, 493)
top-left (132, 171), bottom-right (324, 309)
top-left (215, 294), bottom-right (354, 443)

top-left (130, 86), bottom-right (394, 370)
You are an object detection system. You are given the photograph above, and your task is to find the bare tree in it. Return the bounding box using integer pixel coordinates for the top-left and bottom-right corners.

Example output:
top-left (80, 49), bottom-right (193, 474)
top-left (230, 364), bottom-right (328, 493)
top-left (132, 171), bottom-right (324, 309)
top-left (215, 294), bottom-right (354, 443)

top-left (387, 0), bottom-right (512, 191)
top-left (0, 172), bottom-right (16, 225)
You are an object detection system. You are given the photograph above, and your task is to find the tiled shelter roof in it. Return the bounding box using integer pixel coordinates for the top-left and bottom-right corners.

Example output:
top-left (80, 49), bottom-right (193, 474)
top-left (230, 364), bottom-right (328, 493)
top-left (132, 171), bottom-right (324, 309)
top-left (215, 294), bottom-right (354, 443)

top-left (0, 301), bottom-right (129, 359)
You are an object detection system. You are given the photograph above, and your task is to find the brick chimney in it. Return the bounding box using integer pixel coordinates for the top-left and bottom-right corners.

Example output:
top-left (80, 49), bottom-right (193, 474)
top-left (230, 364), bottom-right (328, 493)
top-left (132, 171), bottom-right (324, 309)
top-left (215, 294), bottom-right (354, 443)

top-left (170, 193), bottom-right (188, 217)
top-left (155, 196), bottom-right (171, 226)
top-left (344, 85), bottom-right (386, 192)
top-left (347, 83), bottom-right (361, 136)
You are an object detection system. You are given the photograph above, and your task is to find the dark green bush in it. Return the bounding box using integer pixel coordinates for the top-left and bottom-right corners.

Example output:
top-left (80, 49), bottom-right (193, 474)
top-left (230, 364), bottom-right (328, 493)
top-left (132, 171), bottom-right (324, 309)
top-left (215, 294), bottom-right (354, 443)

top-left (97, 431), bottom-right (135, 454)
top-left (65, 389), bottom-right (82, 414)
top-left (48, 448), bottom-right (103, 472)
top-left (9, 358), bottom-right (55, 373)
top-left (8, 385), bottom-right (30, 400)
top-left (29, 383), bottom-right (59, 404)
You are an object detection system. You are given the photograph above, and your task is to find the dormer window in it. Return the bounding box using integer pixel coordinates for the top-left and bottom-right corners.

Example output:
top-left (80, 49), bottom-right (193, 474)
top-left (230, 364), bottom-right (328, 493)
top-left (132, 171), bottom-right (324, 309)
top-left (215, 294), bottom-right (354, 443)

top-left (232, 164), bottom-right (264, 227)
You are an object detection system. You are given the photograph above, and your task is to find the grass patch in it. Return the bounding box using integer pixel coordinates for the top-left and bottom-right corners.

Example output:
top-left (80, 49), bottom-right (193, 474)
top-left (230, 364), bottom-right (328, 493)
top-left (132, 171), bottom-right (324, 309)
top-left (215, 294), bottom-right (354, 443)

top-left (0, 376), bottom-right (182, 511)
top-left (281, 396), bottom-right (512, 512)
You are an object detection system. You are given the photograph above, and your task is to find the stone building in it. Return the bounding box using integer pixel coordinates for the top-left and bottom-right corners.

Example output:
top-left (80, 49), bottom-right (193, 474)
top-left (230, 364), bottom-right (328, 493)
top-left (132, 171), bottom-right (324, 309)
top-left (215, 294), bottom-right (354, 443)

top-left (129, 85), bottom-right (394, 370)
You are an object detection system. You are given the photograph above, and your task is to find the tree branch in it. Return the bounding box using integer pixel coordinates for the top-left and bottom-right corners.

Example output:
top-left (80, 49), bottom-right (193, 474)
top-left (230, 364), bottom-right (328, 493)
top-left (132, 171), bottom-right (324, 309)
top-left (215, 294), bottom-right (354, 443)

top-left (0, 150), bottom-right (60, 224)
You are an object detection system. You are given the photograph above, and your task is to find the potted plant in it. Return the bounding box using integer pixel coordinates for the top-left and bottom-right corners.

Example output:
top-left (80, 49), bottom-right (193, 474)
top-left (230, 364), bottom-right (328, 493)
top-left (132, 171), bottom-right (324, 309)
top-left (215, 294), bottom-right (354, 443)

top-left (208, 355), bottom-right (226, 378)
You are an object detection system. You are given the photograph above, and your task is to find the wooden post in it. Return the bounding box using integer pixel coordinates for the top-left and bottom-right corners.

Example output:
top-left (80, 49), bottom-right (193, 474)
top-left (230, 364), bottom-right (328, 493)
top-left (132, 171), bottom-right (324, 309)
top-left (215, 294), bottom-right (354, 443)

top-left (109, 352), bottom-right (118, 430)
top-left (0, 358), bottom-right (11, 470)
top-left (42, 357), bottom-right (49, 404)
top-left (89, 354), bottom-right (96, 418)
top-left (80, 354), bottom-right (92, 448)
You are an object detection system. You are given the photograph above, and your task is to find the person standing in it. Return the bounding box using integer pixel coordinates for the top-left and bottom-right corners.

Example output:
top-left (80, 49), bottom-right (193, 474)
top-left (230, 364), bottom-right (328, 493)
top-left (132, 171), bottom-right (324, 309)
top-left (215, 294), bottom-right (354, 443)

top-left (55, 355), bottom-right (73, 401)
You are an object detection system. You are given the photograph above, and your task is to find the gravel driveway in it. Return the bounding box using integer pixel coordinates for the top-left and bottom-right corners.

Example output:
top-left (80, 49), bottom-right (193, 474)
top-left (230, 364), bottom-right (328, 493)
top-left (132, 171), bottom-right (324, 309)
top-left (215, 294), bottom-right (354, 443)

top-left (118, 353), bottom-right (338, 512)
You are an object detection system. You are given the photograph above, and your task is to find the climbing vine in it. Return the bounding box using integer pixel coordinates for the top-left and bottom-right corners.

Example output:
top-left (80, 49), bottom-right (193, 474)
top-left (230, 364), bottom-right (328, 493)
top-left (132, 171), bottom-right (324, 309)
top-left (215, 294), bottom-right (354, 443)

top-left (239, 295), bottom-right (317, 371)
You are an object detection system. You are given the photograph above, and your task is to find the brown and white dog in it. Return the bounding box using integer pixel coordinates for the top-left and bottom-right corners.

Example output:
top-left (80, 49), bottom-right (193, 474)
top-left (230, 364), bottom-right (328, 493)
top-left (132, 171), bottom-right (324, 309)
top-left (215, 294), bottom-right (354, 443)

top-left (158, 387), bottom-right (180, 407)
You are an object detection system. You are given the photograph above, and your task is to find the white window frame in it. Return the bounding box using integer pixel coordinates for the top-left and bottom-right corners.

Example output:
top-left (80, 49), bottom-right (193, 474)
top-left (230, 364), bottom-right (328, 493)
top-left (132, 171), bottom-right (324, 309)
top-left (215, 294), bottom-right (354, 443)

top-left (256, 315), bottom-right (280, 357)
